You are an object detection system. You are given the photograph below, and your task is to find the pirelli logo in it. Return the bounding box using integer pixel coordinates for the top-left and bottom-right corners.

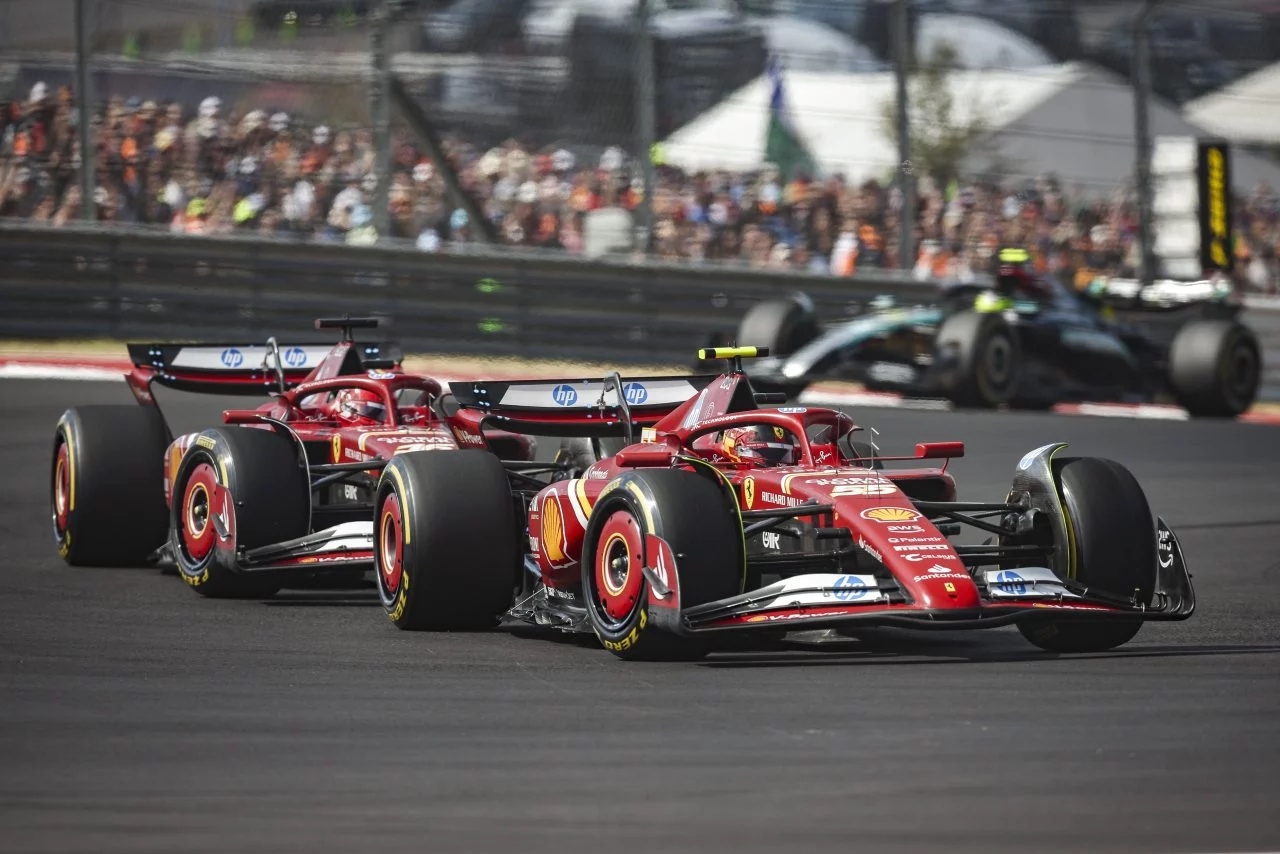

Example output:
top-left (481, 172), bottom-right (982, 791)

top-left (1198, 141), bottom-right (1233, 273)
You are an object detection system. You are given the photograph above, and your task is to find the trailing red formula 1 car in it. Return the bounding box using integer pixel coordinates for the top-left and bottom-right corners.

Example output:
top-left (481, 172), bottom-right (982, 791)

top-left (50, 317), bottom-right (717, 599)
top-left (373, 347), bottom-right (1195, 659)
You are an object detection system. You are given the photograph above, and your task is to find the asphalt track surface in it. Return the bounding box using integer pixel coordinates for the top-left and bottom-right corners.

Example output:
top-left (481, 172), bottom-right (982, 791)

top-left (3, 379), bottom-right (1280, 854)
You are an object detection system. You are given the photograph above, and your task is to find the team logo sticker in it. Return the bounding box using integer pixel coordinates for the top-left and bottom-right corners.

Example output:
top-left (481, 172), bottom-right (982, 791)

top-left (742, 477), bottom-right (755, 509)
top-left (331, 434), bottom-right (342, 462)
top-left (860, 506), bottom-right (922, 523)
top-left (622, 382), bottom-right (648, 405)
top-left (551, 384), bottom-right (578, 406)
top-left (541, 495), bottom-right (567, 562)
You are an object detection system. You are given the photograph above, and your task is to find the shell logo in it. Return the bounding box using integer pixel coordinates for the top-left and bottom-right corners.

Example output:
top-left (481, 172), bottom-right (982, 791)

top-left (860, 506), bottom-right (922, 523)
top-left (542, 496), bottom-right (567, 562)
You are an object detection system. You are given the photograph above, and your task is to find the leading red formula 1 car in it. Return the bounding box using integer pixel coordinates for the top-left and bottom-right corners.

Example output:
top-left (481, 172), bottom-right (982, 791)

top-left (372, 347), bottom-right (1195, 659)
top-left (51, 316), bottom-right (596, 598)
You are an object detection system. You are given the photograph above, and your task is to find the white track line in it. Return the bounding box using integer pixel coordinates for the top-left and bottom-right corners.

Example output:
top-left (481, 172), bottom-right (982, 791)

top-left (1057, 402), bottom-right (1191, 421)
top-left (799, 389), bottom-right (954, 411)
top-left (0, 363), bottom-right (123, 382)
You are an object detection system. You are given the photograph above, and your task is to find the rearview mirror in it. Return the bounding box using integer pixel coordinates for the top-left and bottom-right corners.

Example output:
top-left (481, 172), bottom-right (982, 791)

top-left (916, 441), bottom-right (965, 460)
top-left (615, 444), bottom-right (677, 468)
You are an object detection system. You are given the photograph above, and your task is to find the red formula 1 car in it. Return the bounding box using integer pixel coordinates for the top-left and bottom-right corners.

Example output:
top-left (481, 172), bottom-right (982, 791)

top-left (371, 347), bottom-right (1195, 659)
top-left (50, 316), bottom-right (549, 598)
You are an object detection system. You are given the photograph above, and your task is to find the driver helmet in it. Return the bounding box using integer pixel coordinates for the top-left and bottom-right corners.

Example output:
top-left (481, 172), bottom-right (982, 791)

top-left (994, 247), bottom-right (1033, 296)
top-left (333, 388), bottom-right (386, 425)
top-left (721, 425), bottom-right (799, 467)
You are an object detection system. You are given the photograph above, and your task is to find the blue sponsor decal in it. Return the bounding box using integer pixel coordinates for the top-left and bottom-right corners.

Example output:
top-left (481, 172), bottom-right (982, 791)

top-left (367, 370), bottom-right (397, 380)
top-left (552, 384), bottom-right (578, 407)
top-left (220, 348), bottom-right (244, 368)
top-left (283, 346), bottom-right (307, 367)
top-left (778, 406), bottom-right (807, 413)
top-left (994, 570), bottom-right (1026, 595)
top-left (622, 382), bottom-right (648, 405)
top-left (832, 575), bottom-right (869, 601)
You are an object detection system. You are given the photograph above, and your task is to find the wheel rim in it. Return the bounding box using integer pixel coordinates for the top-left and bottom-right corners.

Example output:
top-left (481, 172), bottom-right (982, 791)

top-left (181, 462), bottom-right (218, 562)
top-left (52, 442), bottom-right (71, 534)
top-left (378, 492), bottom-right (404, 595)
top-left (1224, 343), bottom-right (1259, 410)
top-left (593, 509), bottom-right (645, 625)
top-left (983, 334), bottom-right (1014, 387)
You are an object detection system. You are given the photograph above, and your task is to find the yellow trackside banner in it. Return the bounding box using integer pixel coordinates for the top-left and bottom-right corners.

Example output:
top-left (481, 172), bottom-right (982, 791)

top-left (1198, 141), bottom-right (1233, 274)
top-left (698, 346), bottom-right (769, 360)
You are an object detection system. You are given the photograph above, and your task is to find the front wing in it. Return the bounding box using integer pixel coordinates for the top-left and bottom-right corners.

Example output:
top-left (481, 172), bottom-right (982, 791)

top-left (667, 517), bottom-right (1194, 635)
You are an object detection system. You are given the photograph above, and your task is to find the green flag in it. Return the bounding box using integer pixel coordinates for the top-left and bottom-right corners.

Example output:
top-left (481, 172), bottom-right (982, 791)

top-left (763, 57), bottom-right (816, 180)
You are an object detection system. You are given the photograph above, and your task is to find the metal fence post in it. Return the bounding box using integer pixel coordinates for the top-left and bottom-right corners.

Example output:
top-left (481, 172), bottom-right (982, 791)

top-left (371, 1), bottom-right (392, 240)
top-left (1134, 0), bottom-right (1160, 286)
top-left (634, 0), bottom-right (656, 256)
top-left (75, 0), bottom-right (95, 222)
top-left (894, 0), bottom-right (914, 271)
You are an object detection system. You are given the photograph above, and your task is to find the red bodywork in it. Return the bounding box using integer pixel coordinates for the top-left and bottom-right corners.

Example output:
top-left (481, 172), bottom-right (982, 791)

top-left (124, 337), bottom-right (533, 509)
top-left (504, 367), bottom-right (1193, 636)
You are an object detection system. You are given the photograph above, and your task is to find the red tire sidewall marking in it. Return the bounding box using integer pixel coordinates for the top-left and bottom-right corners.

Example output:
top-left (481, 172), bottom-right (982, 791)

top-left (595, 509), bottom-right (645, 622)
top-left (379, 492), bottom-right (404, 595)
top-left (53, 442), bottom-right (71, 533)
top-left (182, 462), bottom-right (219, 562)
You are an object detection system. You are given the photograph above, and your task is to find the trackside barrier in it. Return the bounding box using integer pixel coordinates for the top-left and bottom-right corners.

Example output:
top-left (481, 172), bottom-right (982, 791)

top-left (0, 222), bottom-right (1277, 401)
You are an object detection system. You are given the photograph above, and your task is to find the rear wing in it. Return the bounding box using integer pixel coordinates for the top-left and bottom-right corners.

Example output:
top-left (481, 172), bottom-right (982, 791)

top-left (450, 374), bottom-right (718, 437)
top-left (125, 339), bottom-right (403, 397)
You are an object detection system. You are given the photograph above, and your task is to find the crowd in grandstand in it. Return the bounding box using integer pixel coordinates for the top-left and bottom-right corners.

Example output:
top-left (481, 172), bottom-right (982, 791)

top-left (3, 83), bottom-right (1279, 292)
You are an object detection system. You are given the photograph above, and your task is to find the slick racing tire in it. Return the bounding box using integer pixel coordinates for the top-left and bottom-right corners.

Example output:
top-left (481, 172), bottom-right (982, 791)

top-left (51, 405), bottom-right (169, 566)
top-left (170, 427), bottom-right (309, 599)
top-left (1016, 457), bottom-right (1156, 653)
top-left (375, 450), bottom-right (518, 630)
top-left (934, 311), bottom-right (1021, 408)
top-left (737, 297), bottom-right (819, 357)
top-left (583, 468), bottom-right (742, 661)
top-left (1168, 319), bottom-right (1260, 418)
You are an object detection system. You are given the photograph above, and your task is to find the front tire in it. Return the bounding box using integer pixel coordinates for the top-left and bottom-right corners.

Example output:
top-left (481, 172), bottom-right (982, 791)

top-left (51, 406), bottom-right (169, 566)
top-left (583, 468), bottom-right (742, 661)
top-left (1168, 319), bottom-right (1260, 417)
top-left (1017, 457), bottom-right (1156, 653)
top-left (375, 450), bottom-right (518, 630)
top-left (737, 297), bottom-right (819, 357)
top-left (934, 311), bottom-right (1021, 408)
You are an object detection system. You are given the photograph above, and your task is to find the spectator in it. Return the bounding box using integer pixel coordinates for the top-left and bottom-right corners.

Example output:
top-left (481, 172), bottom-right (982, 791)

top-left (3, 83), bottom-right (1279, 292)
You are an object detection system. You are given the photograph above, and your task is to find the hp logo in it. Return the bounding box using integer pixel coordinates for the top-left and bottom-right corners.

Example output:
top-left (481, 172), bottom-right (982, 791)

top-left (283, 347), bottom-right (307, 367)
top-left (551, 384), bottom-right (578, 407)
top-left (832, 575), bottom-right (868, 601)
top-left (220, 348), bottom-right (244, 368)
top-left (994, 570), bottom-right (1026, 595)
top-left (622, 382), bottom-right (648, 405)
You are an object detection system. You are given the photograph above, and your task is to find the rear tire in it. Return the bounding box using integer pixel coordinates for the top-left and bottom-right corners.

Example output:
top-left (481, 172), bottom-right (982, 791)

top-left (51, 406), bottom-right (169, 566)
top-left (1017, 457), bottom-right (1156, 653)
top-left (1168, 319), bottom-right (1260, 417)
top-left (737, 297), bottom-right (819, 357)
top-left (584, 468), bottom-right (742, 661)
top-left (170, 427), bottom-right (309, 598)
top-left (934, 311), bottom-right (1021, 408)
top-left (376, 450), bottom-right (518, 630)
